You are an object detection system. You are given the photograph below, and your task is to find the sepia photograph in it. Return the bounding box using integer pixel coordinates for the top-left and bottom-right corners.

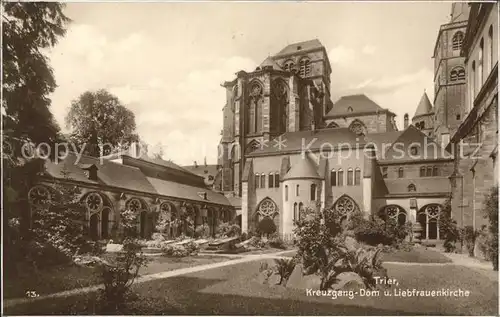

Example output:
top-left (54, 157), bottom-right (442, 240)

top-left (2, 0), bottom-right (499, 315)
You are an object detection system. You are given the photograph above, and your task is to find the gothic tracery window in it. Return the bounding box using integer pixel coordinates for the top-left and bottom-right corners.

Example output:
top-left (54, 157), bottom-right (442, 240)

top-left (257, 198), bottom-right (278, 218)
top-left (86, 192), bottom-right (104, 214)
top-left (418, 204), bottom-right (442, 240)
top-left (348, 120), bottom-right (366, 136)
top-left (271, 79), bottom-right (289, 134)
top-left (127, 198), bottom-right (144, 212)
top-left (283, 59), bottom-right (296, 73)
top-left (332, 195), bottom-right (359, 215)
top-left (28, 185), bottom-right (51, 207)
top-left (247, 81), bottom-right (263, 134)
top-left (380, 205), bottom-right (407, 226)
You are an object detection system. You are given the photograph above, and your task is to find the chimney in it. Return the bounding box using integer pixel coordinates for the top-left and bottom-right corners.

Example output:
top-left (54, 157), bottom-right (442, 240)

top-left (194, 161), bottom-right (198, 168)
top-left (404, 113), bottom-right (409, 129)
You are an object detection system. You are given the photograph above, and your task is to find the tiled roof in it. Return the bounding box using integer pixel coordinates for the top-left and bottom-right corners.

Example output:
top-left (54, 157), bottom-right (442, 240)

top-left (381, 125), bottom-right (452, 162)
top-left (44, 152), bottom-right (157, 194)
top-left (226, 196), bottom-right (242, 208)
top-left (274, 39), bottom-right (324, 57)
top-left (146, 177), bottom-right (231, 206)
top-left (364, 131), bottom-right (404, 157)
top-left (283, 155), bottom-right (322, 180)
top-left (247, 128), bottom-right (361, 156)
top-left (326, 94), bottom-right (385, 117)
top-left (133, 155), bottom-right (193, 175)
top-left (43, 152), bottom-right (232, 206)
top-left (259, 57), bottom-right (283, 71)
top-left (181, 164), bottom-right (220, 177)
top-left (384, 177), bottom-right (451, 195)
top-left (413, 92), bottom-right (433, 118)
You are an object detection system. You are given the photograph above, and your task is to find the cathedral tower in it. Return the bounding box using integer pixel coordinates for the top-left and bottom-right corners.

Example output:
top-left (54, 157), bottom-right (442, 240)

top-left (432, 3), bottom-right (470, 146)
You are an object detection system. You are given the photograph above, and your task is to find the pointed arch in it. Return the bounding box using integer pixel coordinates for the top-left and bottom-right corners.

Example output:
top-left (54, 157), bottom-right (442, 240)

top-left (255, 197), bottom-right (279, 220)
top-left (245, 139), bottom-right (260, 154)
top-left (327, 121), bottom-right (340, 128)
top-left (452, 31), bottom-right (464, 50)
top-left (247, 80), bottom-right (264, 134)
top-left (417, 204), bottom-right (443, 240)
top-left (348, 119), bottom-right (367, 136)
top-left (331, 194), bottom-right (359, 215)
top-left (378, 205), bottom-right (407, 226)
top-left (299, 56), bottom-right (311, 77)
top-left (271, 78), bottom-right (289, 134)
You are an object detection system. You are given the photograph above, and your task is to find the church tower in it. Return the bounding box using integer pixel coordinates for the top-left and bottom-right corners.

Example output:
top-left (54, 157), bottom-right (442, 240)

top-left (432, 3), bottom-right (470, 146)
top-left (412, 91), bottom-right (435, 136)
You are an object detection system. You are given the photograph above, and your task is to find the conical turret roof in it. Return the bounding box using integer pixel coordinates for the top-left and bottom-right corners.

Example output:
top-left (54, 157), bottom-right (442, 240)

top-left (413, 92), bottom-right (433, 118)
top-left (283, 156), bottom-right (321, 181)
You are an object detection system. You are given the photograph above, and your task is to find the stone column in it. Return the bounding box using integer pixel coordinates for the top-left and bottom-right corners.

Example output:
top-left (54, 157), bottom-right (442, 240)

top-left (241, 182), bottom-right (248, 233)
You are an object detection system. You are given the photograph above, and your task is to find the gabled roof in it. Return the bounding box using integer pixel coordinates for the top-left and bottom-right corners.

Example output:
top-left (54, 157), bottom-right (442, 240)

top-left (44, 152), bottom-right (157, 194)
top-left (247, 128), bottom-right (361, 156)
top-left (181, 164), bottom-right (220, 177)
top-left (326, 94), bottom-right (386, 117)
top-left (381, 125), bottom-right (452, 162)
top-left (274, 39), bottom-right (324, 57)
top-left (364, 131), bottom-right (404, 158)
top-left (413, 92), bottom-right (433, 118)
top-left (283, 155), bottom-right (322, 181)
top-left (259, 56), bottom-right (283, 71)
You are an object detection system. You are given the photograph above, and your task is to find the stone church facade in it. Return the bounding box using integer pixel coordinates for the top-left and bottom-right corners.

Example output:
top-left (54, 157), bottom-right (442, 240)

top-left (217, 3), bottom-right (497, 242)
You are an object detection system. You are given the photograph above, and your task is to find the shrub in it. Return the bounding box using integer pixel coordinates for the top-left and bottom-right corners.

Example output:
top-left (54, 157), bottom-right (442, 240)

top-left (351, 211), bottom-right (409, 248)
top-left (257, 217), bottom-right (276, 236)
top-left (268, 233), bottom-right (287, 250)
top-left (195, 224), bottom-right (210, 239)
top-left (250, 237), bottom-right (267, 249)
top-left (461, 225), bottom-right (479, 257)
top-left (151, 233), bottom-right (165, 242)
top-left (294, 207), bottom-right (386, 291)
top-left (438, 199), bottom-right (461, 253)
top-left (161, 242), bottom-right (199, 258)
top-left (216, 222), bottom-right (241, 238)
top-left (274, 258), bottom-right (296, 285)
top-left (476, 226), bottom-right (492, 260)
top-left (483, 186), bottom-right (498, 271)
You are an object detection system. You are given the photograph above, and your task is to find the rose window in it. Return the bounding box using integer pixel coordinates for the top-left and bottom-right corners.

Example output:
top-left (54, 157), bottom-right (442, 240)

top-left (28, 185), bottom-right (51, 207)
top-left (250, 83), bottom-right (262, 97)
top-left (333, 196), bottom-right (358, 215)
top-left (258, 199), bottom-right (278, 218)
top-left (85, 192), bottom-right (103, 213)
top-left (349, 121), bottom-right (365, 136)
top-left (425, 205), bottom-right (441, 220)
top-left (127, 198), bottom-right (142, 212)
top-left (382, 205), bottom-right (407, 225)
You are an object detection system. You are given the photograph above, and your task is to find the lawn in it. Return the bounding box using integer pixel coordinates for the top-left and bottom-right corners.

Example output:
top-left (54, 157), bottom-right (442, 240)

top-left (3, 254), bottom-right (230, 300)
top-left (5, 258), bottom-right (498, 315)
top-left (381, 246), bottom-right (452, 263)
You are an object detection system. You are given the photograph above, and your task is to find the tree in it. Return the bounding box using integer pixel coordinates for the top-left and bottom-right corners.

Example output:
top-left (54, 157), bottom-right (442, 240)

top-left (3, 2), bottom-right (70, 148)
top-left (65, 90), bottom-right (139, 157)
top-left (483, 186), bottom-right (498, 271)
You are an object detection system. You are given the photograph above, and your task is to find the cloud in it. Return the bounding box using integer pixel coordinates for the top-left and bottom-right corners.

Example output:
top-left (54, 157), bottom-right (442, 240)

top-left (362, 44), bottom-right (377, 55)
top-left (328, 45), bottom-right (355, 65)
top-left (48, 23), bottom-right (255, 165)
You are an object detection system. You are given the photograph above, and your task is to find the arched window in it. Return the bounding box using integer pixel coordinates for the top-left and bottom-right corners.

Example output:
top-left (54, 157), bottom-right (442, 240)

top-left (285, 185), bottom-right (289, 201)
top-left (398, 167), bottom-right (404, 178)
top-left (299, 57), bottom-right (311, 77)
top-left (260, 173), bottom-right (266, 189)
top-left (310, 184), bottom-right (317, 201)
top-left (330, 169), bottom-right (337, 186)
top-left (338, 169), bottom-right (344, 186)
top-left (283, 59), bottom-right (295, 73)
top-left (426, 166), bottom-right (433, 177)
top-left (248, 81), bottom-right (263, 134)
top-left (298, 202), bottom-right (304, 220)
top-left (488, 25), bottom-right (494, 73)
top-left (347, 106), bottom-right (354, 113)
top-left (452, 31), bottom-right (464, 51)
top-left (354, 168), bottom-right (361, 186)
top-left (274, 172), bottom-right (280, 188)
top-left (268, 172), bottom-right (274, 188)
top-left (296, 184), bottom-right (300, 196)
top-left (332, 195), bottom-right (359, 215)
top-left (471, 61), bottom-right (476, 104)
top-left (408, 183), bottom-right (416, 192)
top-left (255, 173), bottom-right (261, 189)
top-left (450, 67), bottom-right (466, 82)
top-left (293, 203), bottom-right (298, 222)
top-left (348, 120), bottom-right (366, 136)
top-left (347, 168), bottom-right (354, 186)
top-left (420, 166), bottom-right (426, 177)
top-left (380, 205), bottom-right (407, 226)
top-left (327, 121), bottom-right (339, 128)
top-left (433, 166), bottom-right (439, 176)
top-left (418, 204), bottom-right (442, 240)
top-left (257, 198), bottom-right (278, 219)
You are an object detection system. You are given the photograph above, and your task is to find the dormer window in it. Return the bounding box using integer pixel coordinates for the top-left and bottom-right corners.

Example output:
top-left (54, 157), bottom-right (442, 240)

top-left (347, 106), bottom-right (353, 112)
top-left (81, 164), bottom-right (98, 181)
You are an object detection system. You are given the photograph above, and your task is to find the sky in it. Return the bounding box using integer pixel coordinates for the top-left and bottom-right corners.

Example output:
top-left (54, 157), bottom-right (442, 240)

top-left (47, 1), bottom-right (453, 166)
